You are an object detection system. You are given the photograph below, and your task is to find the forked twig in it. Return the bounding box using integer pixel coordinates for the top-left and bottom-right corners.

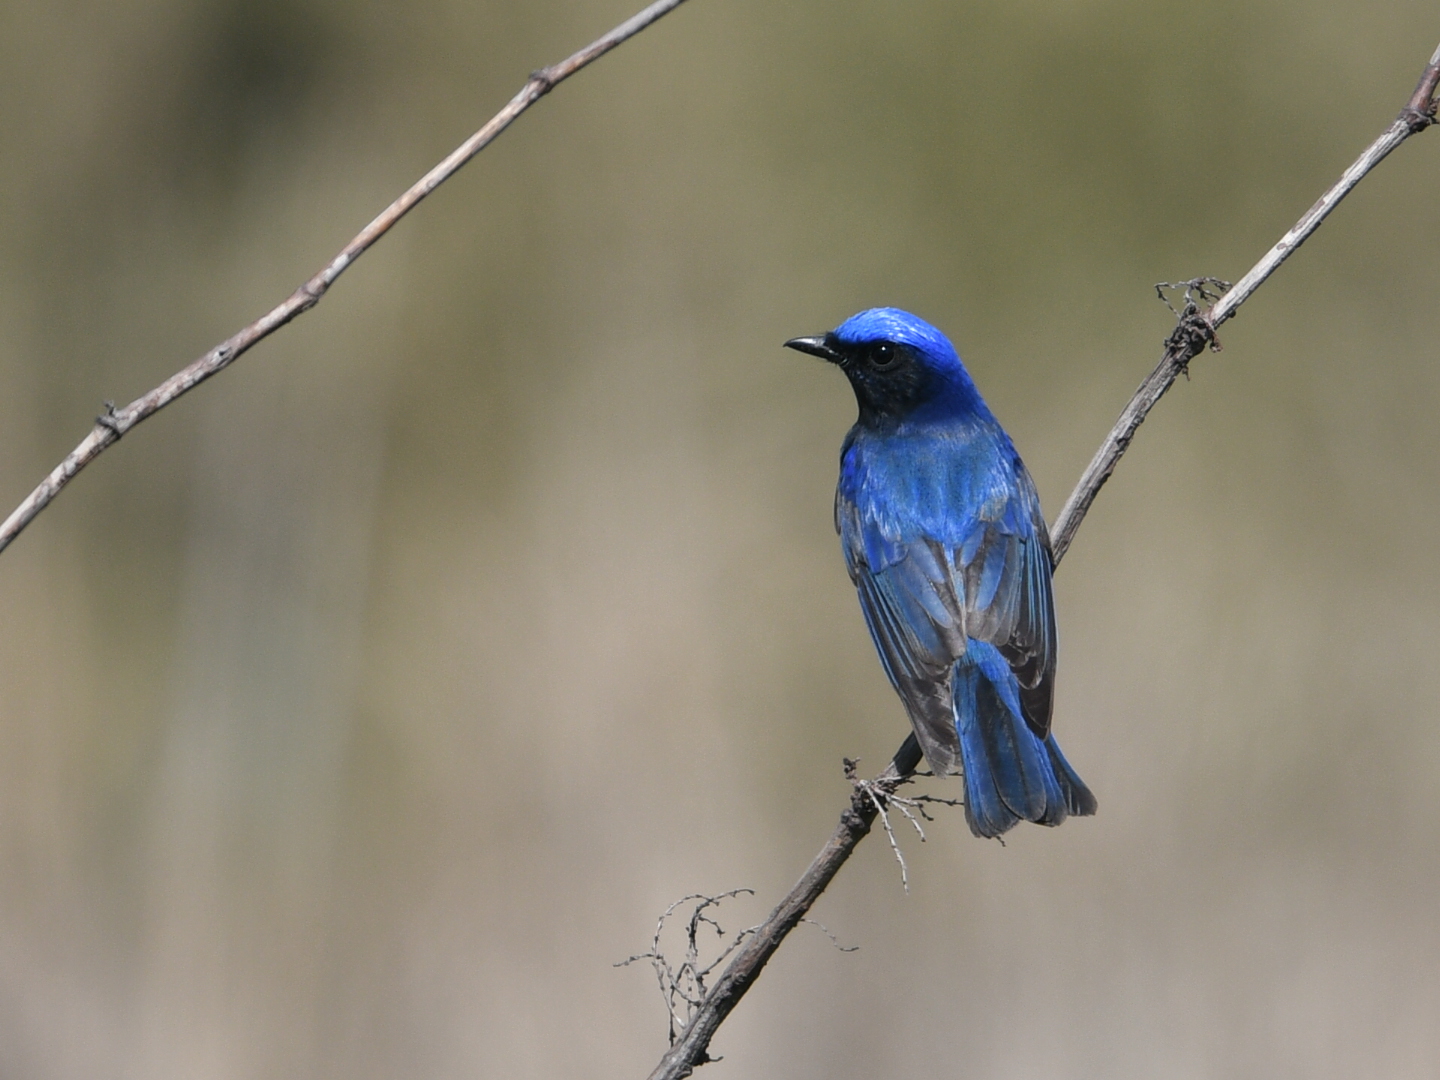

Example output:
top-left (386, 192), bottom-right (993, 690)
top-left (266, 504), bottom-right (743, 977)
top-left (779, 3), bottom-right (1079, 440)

top-left (645, 38), bottom-right (1440, 1080)
top-left (846, 759), bottom-right (915, 892)
top-left (843, 757), bottom-right (967, 893)
top-left (619, 891), bottom-right (860, 1051)
top-left (618, 890), bottom-right (759, 1047)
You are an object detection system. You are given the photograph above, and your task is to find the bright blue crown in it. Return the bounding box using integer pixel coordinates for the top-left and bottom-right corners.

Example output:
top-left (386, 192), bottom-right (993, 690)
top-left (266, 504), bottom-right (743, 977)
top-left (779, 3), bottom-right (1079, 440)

top-left (833, 308), bottom-right (961, 371)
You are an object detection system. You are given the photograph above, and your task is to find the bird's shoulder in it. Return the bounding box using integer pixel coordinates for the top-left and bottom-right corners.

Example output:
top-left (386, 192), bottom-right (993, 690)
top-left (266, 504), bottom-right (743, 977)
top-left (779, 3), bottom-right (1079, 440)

top-left (835, 419), bottom-right (1031, 559)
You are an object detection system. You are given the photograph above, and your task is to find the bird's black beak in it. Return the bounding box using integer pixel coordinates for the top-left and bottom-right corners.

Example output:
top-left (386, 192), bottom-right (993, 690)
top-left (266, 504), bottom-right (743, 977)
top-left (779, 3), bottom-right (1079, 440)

top-left (784, 334), bottom-right (844, 364)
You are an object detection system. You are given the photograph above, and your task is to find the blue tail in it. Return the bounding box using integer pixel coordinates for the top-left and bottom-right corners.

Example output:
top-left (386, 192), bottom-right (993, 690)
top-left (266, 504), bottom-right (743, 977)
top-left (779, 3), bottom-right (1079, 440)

top-left (952, 641), bottom-right (1097, 838)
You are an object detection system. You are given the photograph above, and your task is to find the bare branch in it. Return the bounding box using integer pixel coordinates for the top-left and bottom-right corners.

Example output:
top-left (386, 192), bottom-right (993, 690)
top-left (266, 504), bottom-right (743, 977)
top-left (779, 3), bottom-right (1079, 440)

top-left (641, 734), bottom-right (924, 1080)
top-left (645, 38), bottom-right (1440, 1080)
top-left (0, 0), bottom-right (693, 557)
top-left (1050, 40), bottom-right (1440, 563)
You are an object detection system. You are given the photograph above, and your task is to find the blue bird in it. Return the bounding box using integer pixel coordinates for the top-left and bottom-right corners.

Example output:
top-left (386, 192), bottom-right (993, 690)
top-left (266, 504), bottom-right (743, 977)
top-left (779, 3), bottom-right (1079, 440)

top-left (786, 308), bottom-right (1096, 838)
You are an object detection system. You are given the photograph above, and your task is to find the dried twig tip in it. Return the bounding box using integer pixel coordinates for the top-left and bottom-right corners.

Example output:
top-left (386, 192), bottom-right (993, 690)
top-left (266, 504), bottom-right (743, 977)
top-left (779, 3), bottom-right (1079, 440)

top-left (618, 890), bottom-right (759, 1047)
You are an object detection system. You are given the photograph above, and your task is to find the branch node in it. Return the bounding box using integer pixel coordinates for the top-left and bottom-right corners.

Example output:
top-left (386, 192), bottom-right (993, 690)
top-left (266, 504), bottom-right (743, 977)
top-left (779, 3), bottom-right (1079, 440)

top-left (531, 68), bottom-right (558, 96)
top-left (1400, 103), bottom-right (1437, 133)
top-left (95, 401), bottom-right (123, 439)
top-left (1155, 278), bottom-right (1230, 375)
top-left (1400, 53), bottom-right (1440, 133)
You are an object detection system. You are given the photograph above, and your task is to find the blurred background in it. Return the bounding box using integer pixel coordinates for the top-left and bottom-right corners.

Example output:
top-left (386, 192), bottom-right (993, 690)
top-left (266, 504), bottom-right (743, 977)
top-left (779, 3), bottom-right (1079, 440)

top-left (1, 0), bottom-right (1438, 1076)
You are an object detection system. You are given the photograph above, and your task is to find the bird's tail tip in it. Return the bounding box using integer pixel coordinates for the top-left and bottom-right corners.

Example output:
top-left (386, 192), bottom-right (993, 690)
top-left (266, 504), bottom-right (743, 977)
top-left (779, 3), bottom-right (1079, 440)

top-left (953, 643), bottom-right (1095, 838)
top-left (1044, 734), bottom-right (1097, 819)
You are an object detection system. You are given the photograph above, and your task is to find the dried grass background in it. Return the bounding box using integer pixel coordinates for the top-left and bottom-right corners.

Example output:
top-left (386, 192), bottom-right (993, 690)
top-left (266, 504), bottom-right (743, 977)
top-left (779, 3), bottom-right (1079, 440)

top-left (1, 1), bottom-right (1439, 1077)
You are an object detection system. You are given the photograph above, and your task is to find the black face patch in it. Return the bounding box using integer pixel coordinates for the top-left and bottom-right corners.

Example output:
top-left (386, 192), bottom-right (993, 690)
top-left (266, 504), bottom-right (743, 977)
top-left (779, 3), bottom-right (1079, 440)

top-left (836, 341), bottom-right (935, 429)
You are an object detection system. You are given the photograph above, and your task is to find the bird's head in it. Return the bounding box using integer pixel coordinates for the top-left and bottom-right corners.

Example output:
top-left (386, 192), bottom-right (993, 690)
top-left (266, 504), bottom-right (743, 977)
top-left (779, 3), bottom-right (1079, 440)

top-left (785, 307), bottom-right (984, 430)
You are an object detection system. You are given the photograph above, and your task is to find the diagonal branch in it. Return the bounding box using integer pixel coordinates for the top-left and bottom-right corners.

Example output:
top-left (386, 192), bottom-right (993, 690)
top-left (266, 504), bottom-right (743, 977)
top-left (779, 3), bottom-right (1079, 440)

top-left (645, 38), bottom-right (1440, 1080)
top-left (0, 0), bottom-right (694, 557)
top-left (1051, 39), bottom-right (1440, 564)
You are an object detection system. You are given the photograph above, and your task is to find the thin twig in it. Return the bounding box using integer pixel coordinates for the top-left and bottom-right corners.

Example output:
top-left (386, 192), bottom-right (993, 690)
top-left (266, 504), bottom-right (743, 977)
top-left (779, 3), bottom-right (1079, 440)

top-left (645, 38), bottom-right (1440, 1080)
top-left (844, 755), bottom-right (960, 894)
top-left (797, 918), bottom-right (858, 954)
top-left (0, 0), bottom-right (693, 557)
top-left (852, 768), bottom-right (911, 893)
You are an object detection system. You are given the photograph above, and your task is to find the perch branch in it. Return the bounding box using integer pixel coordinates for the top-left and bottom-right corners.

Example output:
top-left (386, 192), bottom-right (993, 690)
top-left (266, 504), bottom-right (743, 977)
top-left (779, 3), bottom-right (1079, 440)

top-left (646, 37), bottom-right (1440, 1080)
top-left (0, 0), bottom-right (693, 556)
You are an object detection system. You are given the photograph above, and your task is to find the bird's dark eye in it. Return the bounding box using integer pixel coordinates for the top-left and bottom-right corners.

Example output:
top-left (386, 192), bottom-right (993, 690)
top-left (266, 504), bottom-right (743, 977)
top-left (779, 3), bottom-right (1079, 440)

top-left (871, 342), bottom-right (898, 370)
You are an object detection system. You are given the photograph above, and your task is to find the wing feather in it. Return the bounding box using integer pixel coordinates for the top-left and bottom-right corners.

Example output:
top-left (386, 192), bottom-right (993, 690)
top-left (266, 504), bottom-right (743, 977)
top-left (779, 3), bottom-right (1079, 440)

top-left (840, 450), bottom-right (1057, 748)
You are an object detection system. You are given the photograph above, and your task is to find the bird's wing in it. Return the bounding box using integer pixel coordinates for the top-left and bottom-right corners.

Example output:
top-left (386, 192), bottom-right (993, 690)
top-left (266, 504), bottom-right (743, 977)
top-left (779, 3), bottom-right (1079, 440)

top-left (843, 525), bottom-right (966, 775)
top-left (839, 457), bottom-right (1056, 744)
top-left (953, 463), bottom-right (1056, 737)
